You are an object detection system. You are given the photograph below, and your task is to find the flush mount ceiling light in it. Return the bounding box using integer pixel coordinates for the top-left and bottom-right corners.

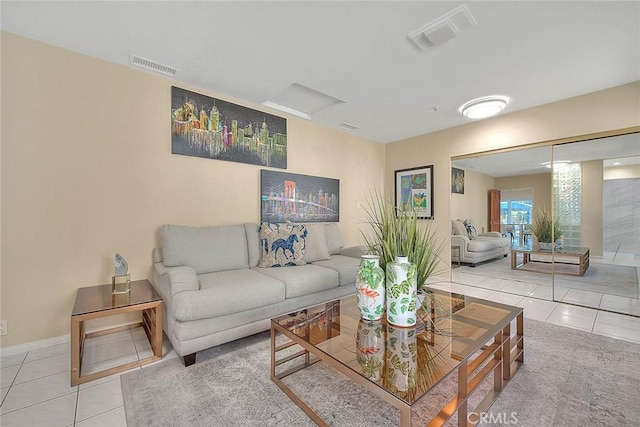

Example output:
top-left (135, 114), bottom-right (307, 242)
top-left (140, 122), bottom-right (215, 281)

top-left (460, 96), bottom-right (509, 119)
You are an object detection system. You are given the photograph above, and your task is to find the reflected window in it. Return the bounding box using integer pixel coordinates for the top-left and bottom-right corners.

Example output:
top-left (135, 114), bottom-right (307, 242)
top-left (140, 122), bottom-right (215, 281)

top-left (500, 188), bottom-right (534, 225)
top-left (500, 200), bottom-right (533, 224)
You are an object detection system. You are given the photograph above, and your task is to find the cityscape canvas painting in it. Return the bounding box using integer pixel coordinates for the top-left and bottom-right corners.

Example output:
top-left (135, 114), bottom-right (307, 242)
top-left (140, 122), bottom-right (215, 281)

top-left (171, 86), bottom-right (287, 168)
top-left (261, 170), bottom-right (339, 223)
top-left (394, 165), bottom-right (434, 219)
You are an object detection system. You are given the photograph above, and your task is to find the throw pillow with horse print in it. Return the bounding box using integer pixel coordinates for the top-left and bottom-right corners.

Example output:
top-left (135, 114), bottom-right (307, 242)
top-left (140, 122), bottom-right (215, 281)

top-left (258, 222), bottom-right (307, 267)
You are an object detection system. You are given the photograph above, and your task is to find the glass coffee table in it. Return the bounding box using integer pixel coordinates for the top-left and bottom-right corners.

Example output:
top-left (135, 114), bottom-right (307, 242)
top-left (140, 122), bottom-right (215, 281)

top-left (271, 290), bottom-right (524, 426)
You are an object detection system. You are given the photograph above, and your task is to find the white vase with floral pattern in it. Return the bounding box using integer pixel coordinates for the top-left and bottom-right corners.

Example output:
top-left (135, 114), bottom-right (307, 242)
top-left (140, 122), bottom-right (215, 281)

top-left (385, 255), bottom-right (418, 327)
top-left (356, 255), bottom-right (385, 321)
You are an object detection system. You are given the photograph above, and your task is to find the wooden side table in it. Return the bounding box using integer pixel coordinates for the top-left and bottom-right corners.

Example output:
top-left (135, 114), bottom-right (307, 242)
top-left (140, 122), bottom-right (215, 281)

top-left (70, 279), bottom-right (163, 386)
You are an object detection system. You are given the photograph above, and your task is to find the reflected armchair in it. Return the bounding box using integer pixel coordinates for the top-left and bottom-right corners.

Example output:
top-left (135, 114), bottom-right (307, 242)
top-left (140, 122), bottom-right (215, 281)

top-left (451, 219), bottom-right (511, 267)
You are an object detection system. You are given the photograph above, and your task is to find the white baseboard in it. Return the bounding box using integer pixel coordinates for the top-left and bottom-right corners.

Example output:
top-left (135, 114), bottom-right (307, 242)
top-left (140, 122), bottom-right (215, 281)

top-left (0, 320), bottom-right (142, 357)
top-left (0, 334), bottom-right (70, 357)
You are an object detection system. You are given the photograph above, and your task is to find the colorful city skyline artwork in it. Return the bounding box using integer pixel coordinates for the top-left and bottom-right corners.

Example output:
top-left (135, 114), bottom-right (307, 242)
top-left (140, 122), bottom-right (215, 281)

top-left (261, 170), bottom-right (340, 223)
top-left (171, 86), bottom-right (287, 169)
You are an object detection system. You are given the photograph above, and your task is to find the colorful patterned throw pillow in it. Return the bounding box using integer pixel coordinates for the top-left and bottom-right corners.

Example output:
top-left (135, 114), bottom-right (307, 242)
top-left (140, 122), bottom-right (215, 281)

top-left (258, 223), bottom-right (307, 267)
top-left (463, 219), bottom-right (478, 240)
top-left (286, 221), bottom-right (331, 262)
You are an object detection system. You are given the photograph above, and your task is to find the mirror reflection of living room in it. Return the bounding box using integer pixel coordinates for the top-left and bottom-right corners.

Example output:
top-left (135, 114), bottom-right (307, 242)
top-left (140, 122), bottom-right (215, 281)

top-left (451, 134), bottom-right (640, 317)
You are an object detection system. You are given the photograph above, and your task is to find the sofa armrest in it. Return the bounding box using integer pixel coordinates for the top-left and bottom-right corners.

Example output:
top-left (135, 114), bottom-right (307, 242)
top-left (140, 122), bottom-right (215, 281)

top-left (478, 231), bottom-right (502, 238)
top-left (152, 248), bottom-right (163, 264)
top-left (156, 264), bottom-right (199, 296)
top-left (451, 235), bottom-right (469, 248)
top-left (339, 245), bottom-right (367, 258)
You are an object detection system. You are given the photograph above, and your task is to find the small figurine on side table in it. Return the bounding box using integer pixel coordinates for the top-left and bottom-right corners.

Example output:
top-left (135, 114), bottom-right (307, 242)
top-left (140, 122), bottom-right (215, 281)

top-left (112, 253), bottom-right (131, 294)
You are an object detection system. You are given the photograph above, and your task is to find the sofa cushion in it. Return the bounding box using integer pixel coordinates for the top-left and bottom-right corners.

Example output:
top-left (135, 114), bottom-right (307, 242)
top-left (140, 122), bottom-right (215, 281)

top-left (295, 222), bottom-right (331, 262)
top-left (167, 266), bottom-right (199, 296)
top-left (467, 238), bottom-right (504, 252)
top-left (452, 220), bottom-right (467, 236)
top-left (161, 224), bottom-right (249, 274)
top-left (325, 223), bottom-right (344, 255)
top-left (313, 255), bottom-right (359, 286)
top-left (244, 223), bottom-right (261, 267)
top-left (258, 223), bottom-right (307, 267)
top-left (172, 268), bottom-right (285, 321)
top-left (254, 264), bottom-right (338, 298)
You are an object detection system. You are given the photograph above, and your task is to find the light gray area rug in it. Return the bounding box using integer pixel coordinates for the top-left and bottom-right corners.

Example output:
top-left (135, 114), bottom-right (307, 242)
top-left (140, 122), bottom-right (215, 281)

top-left (121, 319), bottom-right (640, 426)
top-left (459, 257), bottom-right (639, 298)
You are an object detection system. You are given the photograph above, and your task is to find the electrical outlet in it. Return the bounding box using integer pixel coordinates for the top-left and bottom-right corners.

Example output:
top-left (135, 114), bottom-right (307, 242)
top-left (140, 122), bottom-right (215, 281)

top-left (0, 320), bottom-right (7, 336)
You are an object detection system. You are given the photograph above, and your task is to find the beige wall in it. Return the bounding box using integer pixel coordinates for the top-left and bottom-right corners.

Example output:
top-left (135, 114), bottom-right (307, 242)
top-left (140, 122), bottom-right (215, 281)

top-left (386, 81), bottom-right (640, 270)
top-left (450, 169), bottom-right (494, 232)
top-left (604, 164), bottom-right (640, 180)
top-left (0, 32), bottom-right (385, 347)
top-left (2, 31), bottom-right (639, 348)
top-left (581, 161), bottom-right (604, 255)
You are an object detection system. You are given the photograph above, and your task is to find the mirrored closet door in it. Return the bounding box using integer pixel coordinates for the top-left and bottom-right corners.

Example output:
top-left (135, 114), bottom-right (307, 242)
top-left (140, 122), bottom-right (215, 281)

top-left (451, 130), bottom-right (640, 317)
top-left (551, 133), bottom-right (640, 315)
top-left (450, 145), bottom-right (554, 302)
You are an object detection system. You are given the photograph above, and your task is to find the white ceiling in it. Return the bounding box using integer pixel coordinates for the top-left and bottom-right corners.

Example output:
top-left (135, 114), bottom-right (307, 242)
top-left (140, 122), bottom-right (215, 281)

top-left (1, 1), bottom-right (639, 144)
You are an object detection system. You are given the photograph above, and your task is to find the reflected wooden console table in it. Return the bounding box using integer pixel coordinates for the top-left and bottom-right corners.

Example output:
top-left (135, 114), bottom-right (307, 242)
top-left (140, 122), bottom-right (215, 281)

top-left (511, 245), bottom-right (590, 277)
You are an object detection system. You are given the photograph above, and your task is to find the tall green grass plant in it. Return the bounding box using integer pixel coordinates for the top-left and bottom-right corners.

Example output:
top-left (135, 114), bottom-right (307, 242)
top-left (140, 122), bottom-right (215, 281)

top-left (360, 192), bottom-right (444, 291)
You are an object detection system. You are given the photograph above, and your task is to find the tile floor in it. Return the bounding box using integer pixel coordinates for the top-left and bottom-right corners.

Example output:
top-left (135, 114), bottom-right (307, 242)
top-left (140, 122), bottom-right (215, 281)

top-left (2, 272), bottom-right (640, 426)
top-left (0, 328), bottom-right (178, 427)
top-left (451, 253), bottom-right (640, 316)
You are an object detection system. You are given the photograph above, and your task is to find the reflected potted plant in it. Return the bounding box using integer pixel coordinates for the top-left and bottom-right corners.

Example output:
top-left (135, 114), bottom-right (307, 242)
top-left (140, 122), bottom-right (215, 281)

top-left (530, 208), bottom-right (563, 250)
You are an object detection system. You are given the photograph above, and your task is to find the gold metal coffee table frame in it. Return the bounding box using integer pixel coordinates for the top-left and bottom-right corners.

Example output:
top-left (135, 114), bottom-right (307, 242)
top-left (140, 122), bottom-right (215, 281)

top-left (270, 294), bottom-right (524, 427)
top-left (70, 279), bottom-right (163, 386)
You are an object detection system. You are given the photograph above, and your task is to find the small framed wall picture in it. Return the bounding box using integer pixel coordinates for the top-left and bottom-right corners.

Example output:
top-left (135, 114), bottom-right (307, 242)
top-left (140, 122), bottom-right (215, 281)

top-left (394, 165), bottom-right (434, 219)
top-left (452, 167), bottom-right (465, 194)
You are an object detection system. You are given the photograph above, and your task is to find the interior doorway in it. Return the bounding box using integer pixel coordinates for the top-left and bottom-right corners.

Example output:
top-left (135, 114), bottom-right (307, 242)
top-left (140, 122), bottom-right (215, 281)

top-left (489, 189), bottom-right (501, 232)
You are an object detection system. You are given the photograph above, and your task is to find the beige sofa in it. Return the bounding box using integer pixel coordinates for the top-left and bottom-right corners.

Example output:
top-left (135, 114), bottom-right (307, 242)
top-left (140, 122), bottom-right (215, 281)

top-left (152, 222), bottom-right (363, 366)
top-left (451, 219), bottom-right (511, 266)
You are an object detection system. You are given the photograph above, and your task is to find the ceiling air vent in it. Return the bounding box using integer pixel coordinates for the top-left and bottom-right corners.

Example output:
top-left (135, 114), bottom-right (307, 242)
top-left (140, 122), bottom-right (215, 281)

top-left (338, 122), bottom-right (359, 132)
top-left (130, 54), bottom-right (179, 77)
top-left (407, 4), bottom-right (477, 52)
